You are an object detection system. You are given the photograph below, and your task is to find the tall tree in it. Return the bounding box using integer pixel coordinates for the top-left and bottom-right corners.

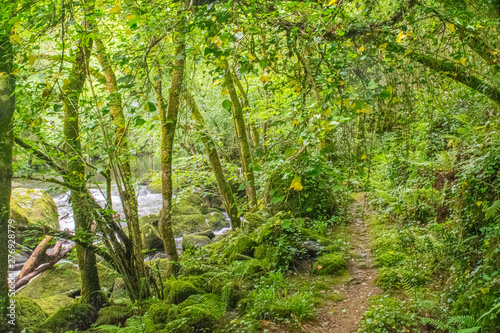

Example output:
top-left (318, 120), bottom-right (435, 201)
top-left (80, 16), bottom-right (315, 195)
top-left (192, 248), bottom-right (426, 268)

top-left (156, 11), bottom-right (187, 269)
top-left (61, 2), bottom-right (105, 309)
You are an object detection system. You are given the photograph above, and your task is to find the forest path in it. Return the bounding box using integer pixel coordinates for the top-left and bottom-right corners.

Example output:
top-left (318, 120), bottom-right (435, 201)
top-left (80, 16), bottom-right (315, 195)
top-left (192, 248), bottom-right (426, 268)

top-left (303, 192), bottom-right (380, 333)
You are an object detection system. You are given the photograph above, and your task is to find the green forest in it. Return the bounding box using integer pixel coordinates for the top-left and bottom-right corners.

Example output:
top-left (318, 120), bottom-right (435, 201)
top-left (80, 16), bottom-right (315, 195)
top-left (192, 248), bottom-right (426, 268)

top-left (1, 0), bottom-right (500, 332)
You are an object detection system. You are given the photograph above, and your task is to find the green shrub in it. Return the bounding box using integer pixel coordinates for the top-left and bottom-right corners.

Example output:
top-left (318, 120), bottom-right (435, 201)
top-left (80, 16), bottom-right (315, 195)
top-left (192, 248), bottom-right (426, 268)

top-left (358, 295), bottom-right (419, 332)
top-left (39, 303), bottom-right (97, 333)
top-left (14, 297), bottom-right (48, 331)
top-left (376, 250), bottom-right (406, 267)
top-left (313, 253), bottom-right (346, 275)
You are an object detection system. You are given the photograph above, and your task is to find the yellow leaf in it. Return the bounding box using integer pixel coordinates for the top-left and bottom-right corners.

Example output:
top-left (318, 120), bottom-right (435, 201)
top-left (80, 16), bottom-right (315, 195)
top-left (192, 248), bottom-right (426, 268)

top-left (476, 23), bottom-right (483, 28)
top-left (109, 5), bottom-right (122, 13)
top-left (392, 97), bottom-right (399, 104)
top-left (476, 201), bottom-right (482, 206)
top-left (97, 102), bottom-right (104, 108)
top-left (387, 85), bottom-right (393, 94)
top-left (492, 51), bottom-right (498, 55)
top-left (448, 23), bottom-right (455, 33)
top-left (327, 78), bottom-right (332, 82)
top-left (292, 119), bottom-right (299, 125)
top-left (63, 78), bottom-right (70, 86)
top-left (339, 81), bottom-right (346, 85)
top-left (10, 34), bottom-right (21, 44)
top-left (217, 39), bottom-right (223, 48)
top-left (126, 14), bottom-right (135, 20)
top-left (460, 57), bottom-right (467, 65)
top-left (361, 154), bottom-right (367, 160)
top-left (211, 16), bottom-right (216, 21)
top-left (213, 79), bottom-right (221, 86)
top-left (211, 36), bottom-right (219, 44)
top-left (396, 33), bottom-right (405, 43)
top-left (260, 75), bottom-right (269, 83)
top-left (152, 115), bottom-right (160, 121)
top-left (343, 98), bottom-right (350, 108)
top-left (358, 45), bottom-right (365, 52)
top-left (53, 73), bottom-right (60, 79)
top-left (166, 34), bottom-right (172, 43)
top-left (221, 88), bottom-right (228, 96)
top-left (379, 43), bottom-right (388, 50)
top-left (404, 49), bottom-right (412, 56)
top-left (28, 55), bottom-right (36, 66)
top-left (328, 0), bottom-right (336, 5)
top-left (290, 177), bottom-right (303, 191)
top-left (248, 53), bottom-right (256, 61)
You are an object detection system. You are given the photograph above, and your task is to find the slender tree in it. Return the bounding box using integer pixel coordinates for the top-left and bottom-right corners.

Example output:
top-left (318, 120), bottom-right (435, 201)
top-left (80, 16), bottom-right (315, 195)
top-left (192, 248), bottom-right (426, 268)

top-left (184, 89), bottom-right (240, 228)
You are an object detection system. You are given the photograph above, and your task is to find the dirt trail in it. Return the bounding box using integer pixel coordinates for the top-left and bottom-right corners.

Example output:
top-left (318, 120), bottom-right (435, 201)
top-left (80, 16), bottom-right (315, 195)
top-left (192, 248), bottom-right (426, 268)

top-left (304, 193), bottom-right (380, 333)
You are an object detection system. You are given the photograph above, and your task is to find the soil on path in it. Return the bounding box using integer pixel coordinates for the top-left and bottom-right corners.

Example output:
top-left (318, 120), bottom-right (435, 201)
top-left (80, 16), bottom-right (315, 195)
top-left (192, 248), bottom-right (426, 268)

top-left (303, 192), bottom-right (380, 333)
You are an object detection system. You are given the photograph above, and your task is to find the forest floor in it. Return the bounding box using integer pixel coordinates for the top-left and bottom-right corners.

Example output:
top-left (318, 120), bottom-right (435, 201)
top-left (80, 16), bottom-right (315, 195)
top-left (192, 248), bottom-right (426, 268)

top-left (302, 192), bottom-right (380, 333)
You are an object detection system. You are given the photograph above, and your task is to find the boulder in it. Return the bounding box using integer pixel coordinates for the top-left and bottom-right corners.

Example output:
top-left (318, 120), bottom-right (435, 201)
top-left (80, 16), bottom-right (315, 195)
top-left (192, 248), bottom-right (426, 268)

top-left (182, 234), bottom-right (212, 250)
top-left (97, 263), bottom-right (120, 292)
top-left (33, 293), bottom-right (75, 316)
top-left (302, 240), bottom-right (321, 257)
top-left (146, 176), bottom-right (162, 193)
top-left (95, 305), bottom-right (132, 326)
top-left (14, 296), bottom-right (48, 331)
top-left (207, 211), bottom-right (230, 231)
top-left (176, 194), bottom-right (209, 215)
top-left (313, 253), bottom-right (346, 275)
top-left (196, 229), bottom-right (215, 240)
top-left (39, 303), bottom-right (97, 333)
top-left (242, 212), bottom-right (266, 232)
top-left (173, 214), bottom-right (207, 236)
top-left (141, 223), bottom-right (164, 252)
top-left (10, 188), bottom-right (59, 244)
top-left (139, 214), bottom-right (159, 227)
top-left (110, 277), bottom-right (128, 301)
top-left (17, 262), bottom-right (81, 299)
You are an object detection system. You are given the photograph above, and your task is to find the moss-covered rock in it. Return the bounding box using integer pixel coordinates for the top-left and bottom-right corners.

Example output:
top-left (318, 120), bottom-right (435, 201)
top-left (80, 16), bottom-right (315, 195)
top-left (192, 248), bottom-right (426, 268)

top-left (10, 188), bottom-right (59, 244)
top-left (14, 296), bottom-right (48, 331)
top-left (95, 305), bottom-right (131, 326)
top-left (173, 214), bottom-right (207, 236)
top-left (164, 279), bottom-right (201, 304)
top-left (110, 277), bottom-right (129, 301)
top-left (182, 234), bottom-right (212, 249)
top-left (242, 212), bottom-right (266, 231)
top-left (149, 302), bottom-right (176, 325)
top-left (196, 229), bottom-right (215, 239)
top-left (139, 213), bottom-right (160, 227)
top-left (206, 211), bottom-right (230, 231)
top-left (17, 262), bottom-right (80, 299)
top-left (39, 303), bottom-right (97, 333)
top-left (97, 263), bottom-right (120, 292)
top-left (224, 235), bottom-right (257, 261)
top-left (33, 293), bottom-right (75, 316)
top-left (147, 175), bottom-right (162, 193)
top-left (141, 223), bottom-right (164, 252)
top-left (313, 253), bottom-right (346, 275)
top-left (178, 194), bottom-right (210, 215)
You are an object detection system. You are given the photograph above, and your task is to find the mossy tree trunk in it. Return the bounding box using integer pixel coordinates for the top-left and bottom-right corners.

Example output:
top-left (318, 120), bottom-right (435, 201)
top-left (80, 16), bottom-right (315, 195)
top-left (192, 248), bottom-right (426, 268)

top-left (184, 90), bottom-right (241, 229)
top-left (233, 74), bottom-right (261, 153)
top-left (156, 16), bottom-right (187, 270)
top-left (0, 24), bottom-right (15, 333)
top-left (224, 65), bottom-right (258, 209)
top-left (61, 4), bottom-right (106, 309)
top-left (94, 37), bottom-right (145, 275)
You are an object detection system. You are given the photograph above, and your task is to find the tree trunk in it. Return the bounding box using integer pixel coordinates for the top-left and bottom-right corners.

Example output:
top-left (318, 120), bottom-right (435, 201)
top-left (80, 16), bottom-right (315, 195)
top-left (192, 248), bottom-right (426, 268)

top-left (233, 74), bottom-right (261, 151)
top-left (0, 26), bottom-right (15, 333)
top-left (61, 3), bottom-right (106, 309)
top-left (224, 65), bottom-right (258, 208)
top-left (156, 18), bottom-right (186, 270)
top-left (94, 37), bottom-right (144, 274)
top-left (184, 90), bottom-right (241, 228)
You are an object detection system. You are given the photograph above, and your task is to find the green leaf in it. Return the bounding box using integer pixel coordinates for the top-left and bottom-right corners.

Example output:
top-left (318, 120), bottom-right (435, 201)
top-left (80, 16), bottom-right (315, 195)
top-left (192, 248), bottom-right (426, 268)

top-left (222, 99), bottom-right (232, 111)
top-left (145, 102), bottom-right (157, 112)
top-left (135, 118), bottom-right (146, 126)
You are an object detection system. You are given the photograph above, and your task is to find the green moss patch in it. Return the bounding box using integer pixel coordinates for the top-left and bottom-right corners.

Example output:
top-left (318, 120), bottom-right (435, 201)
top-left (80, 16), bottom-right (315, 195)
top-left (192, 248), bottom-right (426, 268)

top-left (14, 296), bottom-right (48, 331)
top-left (39, 303), bottom-right (97, 333)
top-left (313, 253), bottom-right (346, 275)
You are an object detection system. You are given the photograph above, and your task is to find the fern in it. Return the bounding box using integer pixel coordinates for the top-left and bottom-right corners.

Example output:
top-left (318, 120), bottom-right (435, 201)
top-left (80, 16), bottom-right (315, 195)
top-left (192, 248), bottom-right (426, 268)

top-left (485, 200), bottom-right (500, 222)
